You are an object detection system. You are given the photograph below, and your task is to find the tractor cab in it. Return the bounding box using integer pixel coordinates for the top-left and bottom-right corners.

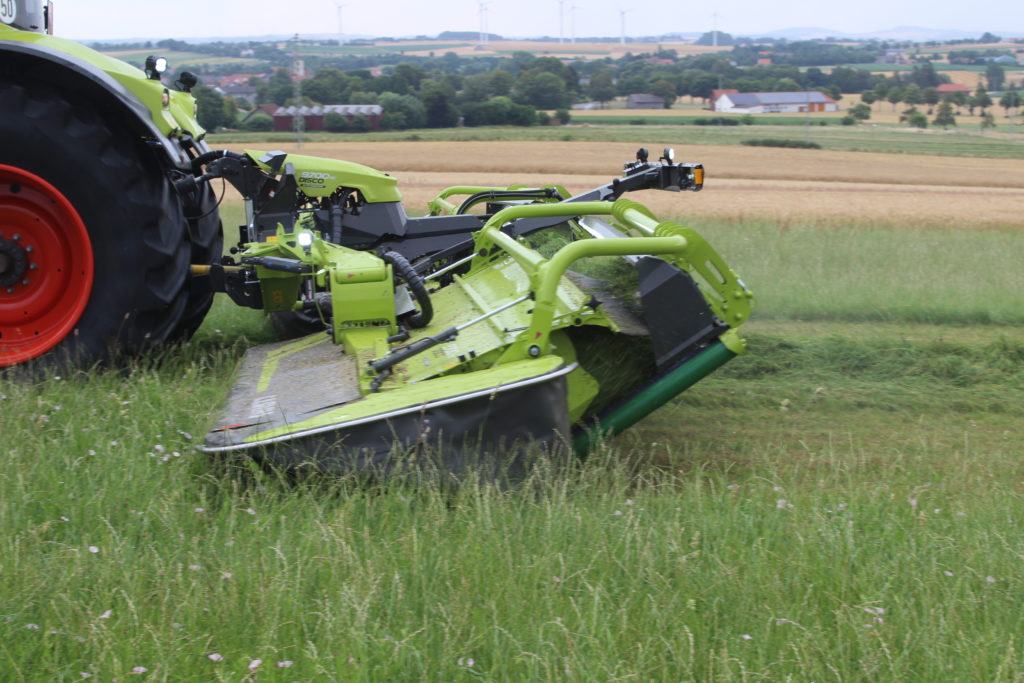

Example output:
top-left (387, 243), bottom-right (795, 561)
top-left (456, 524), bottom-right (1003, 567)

top-left (1, 0), bottom-right (51, 34)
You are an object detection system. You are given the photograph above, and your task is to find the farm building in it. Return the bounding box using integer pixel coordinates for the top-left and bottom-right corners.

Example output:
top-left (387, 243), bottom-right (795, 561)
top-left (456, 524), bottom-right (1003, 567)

top-left (626, 93), bottom-right (666, 109)
top-left (936, 83), bottom-right (970, 95)
top-left (712, 91), bottom-right (838, 114)
top-left (271, 104), bottom-right (384, 132)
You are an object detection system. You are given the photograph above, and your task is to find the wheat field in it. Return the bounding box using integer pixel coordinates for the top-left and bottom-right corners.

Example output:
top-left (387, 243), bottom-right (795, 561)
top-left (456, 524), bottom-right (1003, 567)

top-left (217, 141), bottom-right (1024, 228)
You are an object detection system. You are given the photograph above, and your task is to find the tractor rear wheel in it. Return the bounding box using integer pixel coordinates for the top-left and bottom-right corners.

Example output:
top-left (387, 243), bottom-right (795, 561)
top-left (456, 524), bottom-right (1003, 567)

top-left (0, 82), bottom-right (190, 367)
top-left (167, 181), bottom-right (223, 342)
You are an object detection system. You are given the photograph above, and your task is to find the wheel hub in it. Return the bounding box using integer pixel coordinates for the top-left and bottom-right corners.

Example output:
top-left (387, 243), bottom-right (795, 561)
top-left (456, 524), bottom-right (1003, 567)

top-left (0, 236), bottom-right (31, 290)
top-left (1, 165), bottom-right (94, 366)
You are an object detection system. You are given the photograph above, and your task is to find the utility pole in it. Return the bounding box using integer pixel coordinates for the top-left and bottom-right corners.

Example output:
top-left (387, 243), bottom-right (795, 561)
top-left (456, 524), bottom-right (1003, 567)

top-left (291, 34), bottom-right (304, 148)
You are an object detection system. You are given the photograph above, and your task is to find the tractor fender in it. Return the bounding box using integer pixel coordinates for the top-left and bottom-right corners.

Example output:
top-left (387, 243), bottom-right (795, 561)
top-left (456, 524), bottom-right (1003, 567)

top-left (0, 38), bottom-right (195, 171)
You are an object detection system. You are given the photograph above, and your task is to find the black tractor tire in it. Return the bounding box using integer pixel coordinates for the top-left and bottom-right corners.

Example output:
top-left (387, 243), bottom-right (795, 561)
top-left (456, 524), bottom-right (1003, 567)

top-left (0, 81), bottom-right (190, 367)
top-left (167, 181), bottom-right (223, 342)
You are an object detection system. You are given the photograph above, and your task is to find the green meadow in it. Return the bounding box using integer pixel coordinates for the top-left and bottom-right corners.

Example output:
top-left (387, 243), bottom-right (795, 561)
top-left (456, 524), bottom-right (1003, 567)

top-left (2, 130), bottom-right (1022, 679)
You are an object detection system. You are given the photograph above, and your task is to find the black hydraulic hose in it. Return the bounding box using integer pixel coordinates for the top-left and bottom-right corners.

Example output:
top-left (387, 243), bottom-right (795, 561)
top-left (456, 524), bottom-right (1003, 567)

top-left (455, 188), bottom-right (563, 215)
top-left (190, 149), bottom-right (246, 175)
top-left (330, 203), bottom-right (343, 244)
top-left (380, 251), bottom-right (433, 329)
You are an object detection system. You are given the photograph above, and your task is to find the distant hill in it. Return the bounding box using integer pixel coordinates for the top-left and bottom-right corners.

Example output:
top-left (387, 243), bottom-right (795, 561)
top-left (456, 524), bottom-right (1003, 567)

top-left (747, 26), bottom-right (1022, 42)
top-left (78, 26), bottom-right (1024, 46)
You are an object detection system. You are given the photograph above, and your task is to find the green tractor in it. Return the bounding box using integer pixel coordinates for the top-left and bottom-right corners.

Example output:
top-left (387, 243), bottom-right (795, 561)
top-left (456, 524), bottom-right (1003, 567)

top-left (1, 2), bottom-right (755, 472)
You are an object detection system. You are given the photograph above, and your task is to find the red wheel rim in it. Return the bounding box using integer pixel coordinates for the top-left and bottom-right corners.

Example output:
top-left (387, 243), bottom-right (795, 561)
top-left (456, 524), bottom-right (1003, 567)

top-left (0, 165), bottom-right (94, 366)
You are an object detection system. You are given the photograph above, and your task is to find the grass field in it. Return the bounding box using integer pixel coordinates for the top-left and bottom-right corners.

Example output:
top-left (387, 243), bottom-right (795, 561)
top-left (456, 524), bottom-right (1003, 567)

top-left (214, 119), bottom-right (1024, 159)
top-left (102, 49), bottom-right (264, 70)
top-left (2, 132), bottom-right (1022, 679)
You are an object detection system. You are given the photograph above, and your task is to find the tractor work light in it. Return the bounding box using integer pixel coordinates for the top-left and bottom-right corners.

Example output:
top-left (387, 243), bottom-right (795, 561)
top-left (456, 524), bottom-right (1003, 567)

top-left (144, 55), bottom-right (168, 80)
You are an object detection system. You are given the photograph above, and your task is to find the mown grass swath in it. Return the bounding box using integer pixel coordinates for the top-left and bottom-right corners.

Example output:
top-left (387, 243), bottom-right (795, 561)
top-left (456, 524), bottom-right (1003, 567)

top-left (2, 133), bottom-right (1022, 679)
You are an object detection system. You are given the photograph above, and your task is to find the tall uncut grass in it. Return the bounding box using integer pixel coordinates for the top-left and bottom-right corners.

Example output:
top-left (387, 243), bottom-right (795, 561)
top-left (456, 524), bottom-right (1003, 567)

top-left (698, 219), bottom-right (1024, 325)
top-left (2, 210), bottom-right (1022, 679)
top-left (1, 369), bottom-right (1022, 680)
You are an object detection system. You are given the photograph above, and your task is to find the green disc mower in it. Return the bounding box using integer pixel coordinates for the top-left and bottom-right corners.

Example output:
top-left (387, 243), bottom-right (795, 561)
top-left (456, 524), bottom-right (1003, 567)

top-left (1, 1), bottom-right (755, 473)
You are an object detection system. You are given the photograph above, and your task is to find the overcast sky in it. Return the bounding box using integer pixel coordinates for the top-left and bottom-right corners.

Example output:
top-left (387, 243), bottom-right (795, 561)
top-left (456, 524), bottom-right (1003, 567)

top-left (53, 0), bottom-right (1018, 41)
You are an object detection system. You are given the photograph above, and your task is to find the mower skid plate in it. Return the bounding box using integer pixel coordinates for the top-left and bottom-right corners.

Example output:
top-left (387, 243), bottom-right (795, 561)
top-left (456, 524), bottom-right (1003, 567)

top-left (201, 334), bottom-right (574, 474)
top-left (204, 333), bottom-right (361, 449)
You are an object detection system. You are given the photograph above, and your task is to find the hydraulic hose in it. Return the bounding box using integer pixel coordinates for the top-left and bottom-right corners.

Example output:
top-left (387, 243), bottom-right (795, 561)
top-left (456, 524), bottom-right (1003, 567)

top-left (380, 251), bottom-right (433, 329)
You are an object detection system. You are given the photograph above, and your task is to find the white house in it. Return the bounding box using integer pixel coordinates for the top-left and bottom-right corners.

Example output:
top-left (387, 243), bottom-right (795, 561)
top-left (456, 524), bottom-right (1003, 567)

top-left (713, 91), bottom-right (838, 114)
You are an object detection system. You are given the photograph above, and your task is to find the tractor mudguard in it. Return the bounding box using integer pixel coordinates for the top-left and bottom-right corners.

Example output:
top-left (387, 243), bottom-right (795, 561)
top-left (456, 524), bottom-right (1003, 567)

top-left (0, 31), bottom-right (198, 170)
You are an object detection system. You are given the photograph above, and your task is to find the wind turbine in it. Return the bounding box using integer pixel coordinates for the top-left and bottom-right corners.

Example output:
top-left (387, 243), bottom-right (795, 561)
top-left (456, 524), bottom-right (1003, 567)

top-left (619, 8), bottom-right (630, 46)
top-left (570, 3), bottom-right (579, 43)
top-left (335, 3), bottom-right (347, 45)
top-left (478, 1), bottom-right (490, 47)
top-left (558, 0), bottom-right (565, 44)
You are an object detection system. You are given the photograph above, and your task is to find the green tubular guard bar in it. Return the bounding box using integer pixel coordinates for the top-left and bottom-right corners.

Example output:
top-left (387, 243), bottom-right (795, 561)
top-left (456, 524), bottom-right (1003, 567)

top-left (571, 335), bottom-right (741, 455)
top-left (472, 199), bottom-right (753, 358)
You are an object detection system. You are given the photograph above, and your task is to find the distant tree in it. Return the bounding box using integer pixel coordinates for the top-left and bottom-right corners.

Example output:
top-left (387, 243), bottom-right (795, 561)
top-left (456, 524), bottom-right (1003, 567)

top-left (980, 112), bottom-right (996, 129)
top-left (860, 90), bottom-right (878, 108)
top-left (349, 115), bottom-right (372, 133)
top-left (826, 85), bottom-right (842, 101)
top-left (649, 79), bottom-right (678, 108)
top-left (887, 87), bottom-right (904, 111)
top-left (907, 111), bottom-right (928, 128)
top-left (378, 92), bottom-right (427, 129)
top-left (985, 64), bottom-right (1006, 91)
top-left (902, 83), bottom-right (923, 107)
top-left (1000, 87), bottom-right (1022, 116)
top-left (324, 112), bottom-right (350, 132)
top-left (193, 85), bottom-right (229, 131)
top-left (873, 81), bottom-right (890, 105)
top-left (849, 103), bottom-right (871, 120)
top-left (348, 91), bottom-right (379, 105)
top-left (490, 70), bottom-right (514, 97)
top-left (687, 73), bottom-right (718, 105)
top-left (555, 108), bottom-right (571, 124)
top-left (922, 87), bottom-right (940, 112)
top-left (461, 96), bottom-right (536, 126)
top-left (459, 73), bottom-right (494, 104)
top-left (418, 80), bottom-right (460, 128)
top-left (303, 68), bottom-right (349, 103)
top-left (513, 71), bottom-right (570, 109)
top-left (379, 112), bottom-right (408, 130)
top-left (695, 31), bottom-right (734, 46)
top-left (616, 75), bottom-right (650, 97)
top-left (774, 78), bottom-right (801, 92)
top-left (979, 32), bottom-right (1001, 43)
top-left (945, 90), bottom-right (968, 113)
top-left (933, 100), bottom-right (957, 128)
top-left (394, 63), bottom-right (427, 90)
top-left (260, 68), bottom-right (294, 106)
top-left (588, 70), bottom-right (618, 105)
top-left (970, 83), bottom-right (992, 114)
top-left (241, 113), bottom-right (273, 132)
